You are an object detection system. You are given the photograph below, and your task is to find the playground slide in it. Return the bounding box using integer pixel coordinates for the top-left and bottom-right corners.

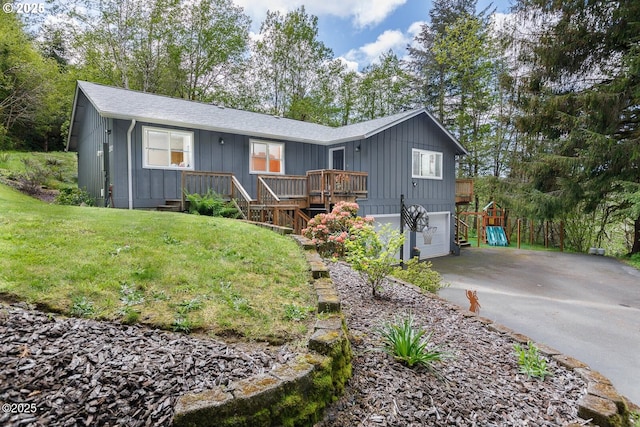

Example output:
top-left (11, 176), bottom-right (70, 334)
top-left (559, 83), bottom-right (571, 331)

top-left (486, 226), bottom-right (509, 246)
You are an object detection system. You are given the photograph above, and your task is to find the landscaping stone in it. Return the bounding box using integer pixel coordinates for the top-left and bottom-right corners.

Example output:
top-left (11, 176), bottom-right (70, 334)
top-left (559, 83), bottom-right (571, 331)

top-left (578, 394), bottom-right (618, 427)
top-left (554, 354), bottom-right (590, 370)
top-left (316, 290), bottom-right (341, 313)
top-left (588, 382), bottom-right (626, 414)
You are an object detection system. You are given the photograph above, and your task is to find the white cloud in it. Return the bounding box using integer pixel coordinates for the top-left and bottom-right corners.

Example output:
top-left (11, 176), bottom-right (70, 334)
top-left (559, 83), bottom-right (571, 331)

top-left (232, 0), bottom-right (407, 29)
top-left (336, 57), bottom-right (360, 73)
top-left (344, 29), bottom-right (409, 68)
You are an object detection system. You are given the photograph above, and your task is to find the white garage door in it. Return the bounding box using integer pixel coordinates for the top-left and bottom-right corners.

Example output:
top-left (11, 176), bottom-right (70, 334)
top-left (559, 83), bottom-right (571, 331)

top-left (373, 211), bottom-right (451, 259)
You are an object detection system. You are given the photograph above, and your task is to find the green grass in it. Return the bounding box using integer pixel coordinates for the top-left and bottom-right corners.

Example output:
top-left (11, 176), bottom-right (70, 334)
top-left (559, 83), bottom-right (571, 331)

top-left (624, 253), bottom-right (640, 270)
top-left (0, 150), bottom-right (78, 190)
top-left (0, 183), bottom-right (314, 342)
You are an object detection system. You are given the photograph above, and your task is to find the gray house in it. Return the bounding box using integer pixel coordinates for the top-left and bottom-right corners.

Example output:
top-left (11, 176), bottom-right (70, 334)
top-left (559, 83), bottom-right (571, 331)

top-left (67, 81), bottom-right (470, 258)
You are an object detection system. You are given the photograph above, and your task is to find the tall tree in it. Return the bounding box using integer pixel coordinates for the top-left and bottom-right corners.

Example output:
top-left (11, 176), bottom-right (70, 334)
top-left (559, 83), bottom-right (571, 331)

top-left (431, 12), bottom-right (495, 177)
top-left (0, 9), bottom-right (61, 150)
top-left (57, 0), bottom-right (250, 100)
top-left (357, 51), bottom-right (413, 120)
top-left (250, 6), bottom-right (334, 120)
top-left (408, 1), bottom-right (498, 182)
top-left (514, 0), bottom-right (640, 253)
top-left (174, 0), bottom-right (250, 102)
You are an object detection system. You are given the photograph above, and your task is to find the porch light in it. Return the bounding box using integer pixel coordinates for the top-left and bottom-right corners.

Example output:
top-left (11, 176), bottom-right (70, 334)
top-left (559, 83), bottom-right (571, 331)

top-left (219, 137), bottom-right (224, 145)
top-left (355, 144), bottom-right (361, 152)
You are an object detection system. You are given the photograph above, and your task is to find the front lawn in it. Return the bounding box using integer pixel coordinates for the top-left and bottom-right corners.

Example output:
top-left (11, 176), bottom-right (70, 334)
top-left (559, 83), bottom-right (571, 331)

top-left (0, 184), bottom-right (314, 342)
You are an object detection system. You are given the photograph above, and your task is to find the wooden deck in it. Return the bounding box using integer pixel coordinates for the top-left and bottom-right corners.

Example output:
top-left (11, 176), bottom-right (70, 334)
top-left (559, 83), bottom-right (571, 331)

top-left (180, 170), bottom-right (368, 233)
top-left (455, 178), bottom-right (474, 205)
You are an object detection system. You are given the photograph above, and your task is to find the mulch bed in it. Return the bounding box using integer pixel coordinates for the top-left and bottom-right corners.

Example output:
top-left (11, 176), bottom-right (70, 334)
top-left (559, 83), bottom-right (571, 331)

top-left (316, 262), bottom-right (589, 427)
top-left (0, 303), bottom-right (296, 426)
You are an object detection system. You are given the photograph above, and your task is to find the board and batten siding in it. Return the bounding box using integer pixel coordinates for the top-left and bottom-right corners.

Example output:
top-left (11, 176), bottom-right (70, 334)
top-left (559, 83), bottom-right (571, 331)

top-left (124, 122), bottom-right (330, 208)
top-left (349, 114), bottom-right (457, 216)
top-left (73, 91), bottom-right (109, 207)
top-left (338, 114), bottom-right (458, 257)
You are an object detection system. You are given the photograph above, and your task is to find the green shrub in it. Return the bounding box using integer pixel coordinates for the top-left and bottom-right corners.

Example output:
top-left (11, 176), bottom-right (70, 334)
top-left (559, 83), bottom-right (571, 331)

top-left (392, 258), bottom-right (446, 293)
top-left (302, 201), bottom-right (373, 257)
top-left (185, 190), bottom-right (240, 218)
top-left (345, 223), bottom-right (404, 297)
top-left (172, 316), bottom-right (193, 333)
top-left (378, 312), bottom-right (450, 370)
top-left (18, 158), bottom-right (50, 194)
top-left (0, 151), bottom-right (10, 164)
top-left (513, 341), bottom-right (552, 380)
top-left (54, 187), bottom-right (95, 206)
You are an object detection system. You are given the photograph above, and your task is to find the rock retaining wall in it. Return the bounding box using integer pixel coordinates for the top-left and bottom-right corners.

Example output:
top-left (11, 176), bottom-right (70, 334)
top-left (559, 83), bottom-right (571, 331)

top-left (172, 235), bottom-right (351, 427)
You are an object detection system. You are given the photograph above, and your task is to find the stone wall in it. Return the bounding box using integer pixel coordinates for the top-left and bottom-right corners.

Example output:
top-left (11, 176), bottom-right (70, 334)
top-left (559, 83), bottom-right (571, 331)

top-left (172, 235), bottom-right (351, 427)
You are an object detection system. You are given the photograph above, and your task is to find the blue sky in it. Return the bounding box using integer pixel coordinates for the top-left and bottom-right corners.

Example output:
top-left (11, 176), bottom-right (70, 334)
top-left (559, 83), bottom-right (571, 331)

top-left (233, 0), bottom-right (513, 70)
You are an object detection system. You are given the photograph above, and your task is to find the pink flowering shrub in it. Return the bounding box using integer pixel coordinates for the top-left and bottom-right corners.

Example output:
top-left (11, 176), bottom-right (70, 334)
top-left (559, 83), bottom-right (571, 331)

top-left (302, 201), bottom-right (374, 257)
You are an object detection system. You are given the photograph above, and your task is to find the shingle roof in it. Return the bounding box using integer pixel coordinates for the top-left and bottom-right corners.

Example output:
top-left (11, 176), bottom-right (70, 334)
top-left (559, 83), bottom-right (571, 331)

top-left (68, 81), bottom-right (467, 154)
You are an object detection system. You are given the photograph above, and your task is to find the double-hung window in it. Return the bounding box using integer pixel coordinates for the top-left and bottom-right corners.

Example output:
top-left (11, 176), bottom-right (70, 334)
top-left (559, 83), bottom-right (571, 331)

top-left (250, 140), bottom-right (284, 174)
top-left (412, 148), bottom-right (442, 179)
top-left (143, 126), bottom-right (193, 170)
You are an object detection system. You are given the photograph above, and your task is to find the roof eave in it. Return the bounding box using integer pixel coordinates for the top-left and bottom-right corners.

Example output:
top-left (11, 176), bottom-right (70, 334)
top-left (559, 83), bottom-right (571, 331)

top-left (65, 84), bottom-right (82, 151)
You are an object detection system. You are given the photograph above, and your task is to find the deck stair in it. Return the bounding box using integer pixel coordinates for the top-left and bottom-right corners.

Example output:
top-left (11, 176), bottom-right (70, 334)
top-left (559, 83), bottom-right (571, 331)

top-left (157, 199), bottom-right (182, 212)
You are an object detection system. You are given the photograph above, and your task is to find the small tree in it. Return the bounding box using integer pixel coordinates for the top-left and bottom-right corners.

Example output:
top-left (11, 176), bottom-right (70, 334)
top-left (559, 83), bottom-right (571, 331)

top-left (345, 224), bottom-right (404, 297)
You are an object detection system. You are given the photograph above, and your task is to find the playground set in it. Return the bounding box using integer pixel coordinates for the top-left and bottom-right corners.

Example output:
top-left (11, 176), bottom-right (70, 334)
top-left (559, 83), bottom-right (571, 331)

top-left (456, 201), bottom-right (510, 247)
top-left (456, 201), bottom-right (566, 251)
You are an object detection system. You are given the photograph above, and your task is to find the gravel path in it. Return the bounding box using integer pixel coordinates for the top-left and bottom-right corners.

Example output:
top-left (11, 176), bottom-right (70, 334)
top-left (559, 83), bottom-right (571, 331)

top-left (317, 262), bottom-right (589, 427)
top-left (0, 303), bottom-right (296, 426)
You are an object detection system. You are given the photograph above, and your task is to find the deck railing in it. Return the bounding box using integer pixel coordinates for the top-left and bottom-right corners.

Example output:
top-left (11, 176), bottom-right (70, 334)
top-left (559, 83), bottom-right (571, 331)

top-left (306, 169), bottom-right (368, 206)
top-left (231, 175), bottom-right (253, 220)
top-left (455, 216), bottom-right (470, 245)
top-left (181, 171), bottom-right (255, 217)
top-left (256, 176), bottom-right (281, 205)
top-left (455, 178), bottom-right (474, 205)
top-left (259, 175), bottom-right (307, 199)
top-left (181, 169), bottom-right (366, 233)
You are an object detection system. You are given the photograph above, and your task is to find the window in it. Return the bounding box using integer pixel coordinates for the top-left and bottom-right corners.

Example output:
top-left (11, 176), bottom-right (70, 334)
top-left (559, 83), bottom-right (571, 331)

top-left (250, 140), bottom-right (284, 174)
top-left (143, 126), bottom-right (193, 170)
top-left (412, 149), bottom-right (443, 179)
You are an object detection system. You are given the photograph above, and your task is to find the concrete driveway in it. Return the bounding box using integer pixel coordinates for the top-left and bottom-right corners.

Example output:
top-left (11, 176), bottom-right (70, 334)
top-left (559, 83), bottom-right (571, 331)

top-left (430, 247), bottom-right (640, 405)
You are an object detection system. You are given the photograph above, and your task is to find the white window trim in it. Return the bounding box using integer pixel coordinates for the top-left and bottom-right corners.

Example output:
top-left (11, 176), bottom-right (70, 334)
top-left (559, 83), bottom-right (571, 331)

top-left (328, 146), bottom-right (345, 170)
top-left (412, 148), bottom-right (443, 180)
top-left (249, 139), bottom-right (285, 175)
top-left (142, 126), bottom-right (194, 170)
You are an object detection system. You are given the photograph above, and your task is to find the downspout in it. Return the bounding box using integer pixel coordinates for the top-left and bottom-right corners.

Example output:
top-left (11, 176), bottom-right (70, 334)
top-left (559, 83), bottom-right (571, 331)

top-left (127, 119), bottom-right (136, 209)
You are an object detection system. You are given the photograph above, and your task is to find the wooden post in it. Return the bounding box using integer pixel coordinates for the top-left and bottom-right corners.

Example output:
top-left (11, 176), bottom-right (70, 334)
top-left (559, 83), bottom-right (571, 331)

top-left (530, 220), bottom-right (534, 245)
top-left (517, 218), bottom-right (521, 249)
top-left (476, 214), bottom-right (480, 247)
top-left (544, 221), bottom-right (549, 248)
top-left (560, 220), bottom-right (564, 252)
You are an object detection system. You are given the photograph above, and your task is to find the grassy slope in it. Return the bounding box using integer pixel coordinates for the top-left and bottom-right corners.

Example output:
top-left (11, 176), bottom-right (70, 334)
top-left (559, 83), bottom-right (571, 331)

top-left (0, 183), bottom-right (314, 342)
top-left (0, 150), bottom-right (78, 190)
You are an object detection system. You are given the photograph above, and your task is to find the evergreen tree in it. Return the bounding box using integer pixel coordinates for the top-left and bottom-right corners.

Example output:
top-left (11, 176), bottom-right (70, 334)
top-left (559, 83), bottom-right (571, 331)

top-left (408, 0), bottom-right (498, 184)
top-left (514, 0), bottom-right (640, 254)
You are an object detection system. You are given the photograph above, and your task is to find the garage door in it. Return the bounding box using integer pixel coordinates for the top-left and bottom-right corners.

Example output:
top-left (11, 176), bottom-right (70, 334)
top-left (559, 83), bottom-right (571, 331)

top-left (373, 211), bottom-right (451, 259)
